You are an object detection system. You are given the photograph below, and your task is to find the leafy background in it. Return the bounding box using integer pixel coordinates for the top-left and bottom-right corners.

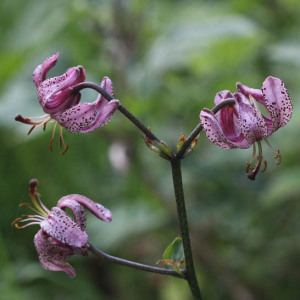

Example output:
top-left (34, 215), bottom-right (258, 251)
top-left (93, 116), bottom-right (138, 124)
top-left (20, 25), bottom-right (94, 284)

top-left (1, 0), bottom-right (300, 299)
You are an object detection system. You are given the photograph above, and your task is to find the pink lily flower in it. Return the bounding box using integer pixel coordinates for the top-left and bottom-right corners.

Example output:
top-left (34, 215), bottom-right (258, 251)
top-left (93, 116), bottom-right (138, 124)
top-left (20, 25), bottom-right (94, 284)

top-left (15, 53), bottom-right (119, 154)
top-left (12, 179), bottom-right (112, 277)
top-left (200, 76), bottom-right (292, 180)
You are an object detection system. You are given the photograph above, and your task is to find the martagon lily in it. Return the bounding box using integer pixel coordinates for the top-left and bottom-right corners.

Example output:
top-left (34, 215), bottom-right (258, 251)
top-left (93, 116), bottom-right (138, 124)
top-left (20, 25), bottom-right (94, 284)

top-left (199, 76), bottom-right (292, 180)
top-left (12, 179), bottom-right (112, 277)
top-left (15, 53), bottom-right (120, 154)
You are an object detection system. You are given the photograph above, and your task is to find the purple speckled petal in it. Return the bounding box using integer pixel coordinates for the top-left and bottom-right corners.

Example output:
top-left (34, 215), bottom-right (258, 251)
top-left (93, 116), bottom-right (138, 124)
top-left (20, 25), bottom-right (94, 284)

top-left (34, 230), bottom-right (76, 277)
top-left (201, 109), bottom-right (244, 149)
top-left (41, 207), bottom-right (88, 248)
top-left (101, 76), bottom-right (114, 98)
top-left (56, 198), bottom-right (86, 230)
top-left (44, 90), bottom-right (82, 117)
top-left (38, 66), bottom-right (86, 113)
top-left (214, 96), bottom-right (241, 140)
top-left (235, 93), bottom-right (268, 144)
top-left (94, 76), bottom-right (115, 112)
top-left (54, 99), bottom-right (119, 133)
top-left (80, 99), bottom-right (120, 133)
top-left (236, 81), bottom-right (265, 104)
top-left (58, 194), bottom-right (112, 223)
top-left (33, 53), bottom-right (59, 88)
top-left (214, 90), bottom-right (234, 106)
top-left (261, 76), bottom-right (292, 132)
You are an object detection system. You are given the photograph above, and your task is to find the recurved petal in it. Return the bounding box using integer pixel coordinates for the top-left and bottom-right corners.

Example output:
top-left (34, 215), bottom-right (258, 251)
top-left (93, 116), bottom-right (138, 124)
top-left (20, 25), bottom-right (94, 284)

top-left (235, 94), bottom-right (268, 143)
top-left (41, 207), bottom-right (88, 248)
top-left (214, 90), bottom-right (233, 106)
top-left (43, 89), bottom-right (81, 117)
top-left (200, 109), bottom-right (238, 149)
top-left (262, 76), bottom-right (292, 131)
top-left (81, 99), bottom-right (120, 133)
top-left (56, 198), bottom-right (86, 230)
top-left (100, 76), bottom-right (114, 99)
top-left (236, 81), bottom-right (265, 104)
top-left (200, 107), bottom-right (252, 149)
top-left (33, 53), bottom-right (59, 88)
top-left (95, 76), bottom-right (115, 112)
top-left (54, 99), bottom-right (119, 133)
top-left (50, 66), bottom-right (86, 96)
top-left (58, 194), bottom-right (112, 223)
top-left (34, 230), bottom-right (76, 277)
top-left (38, 66), bottom-right (85, 110)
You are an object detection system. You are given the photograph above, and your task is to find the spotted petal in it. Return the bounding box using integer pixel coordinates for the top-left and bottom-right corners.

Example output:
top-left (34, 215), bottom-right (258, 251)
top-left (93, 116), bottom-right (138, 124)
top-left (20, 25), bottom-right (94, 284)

top-left (58, 194), bottom-right (112, 223)
top-left (33, 53), bottom-right (59, 88)
top-left (56, 198), bottom-right (86, 230)
top-left (40, 207), bottom-right (88, 248)
top-left (214, 90), bottom-right (234, 106)
top-left (235, 93), bottom-right (268, 144)
top-left (54, 99), bottom-right (120, 133)
top-left (39, 66), bottom-right (86, 115)
top-left (34, 230), bottom-right (76, 277)
top-left (200, 108), bottom-right (250, 149)
top-left (262, 76), bottom-right (292, 132)
top-left (236, 81), bottom-right (265, 104)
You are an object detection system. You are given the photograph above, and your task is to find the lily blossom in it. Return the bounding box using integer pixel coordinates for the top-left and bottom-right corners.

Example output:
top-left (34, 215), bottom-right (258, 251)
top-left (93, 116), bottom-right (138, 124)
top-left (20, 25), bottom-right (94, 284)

top-left (12, 179), bottom-right (112, 277)
top-left (200, 76), bottom-right (292, 180)
top-left (15, 53), bottom-right (119, 154)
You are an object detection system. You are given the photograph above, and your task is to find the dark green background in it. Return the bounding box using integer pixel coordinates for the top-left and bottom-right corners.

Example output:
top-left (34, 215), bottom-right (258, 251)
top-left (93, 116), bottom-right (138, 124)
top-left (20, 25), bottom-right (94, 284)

top-left (1, 0), bottom-right (300, 299)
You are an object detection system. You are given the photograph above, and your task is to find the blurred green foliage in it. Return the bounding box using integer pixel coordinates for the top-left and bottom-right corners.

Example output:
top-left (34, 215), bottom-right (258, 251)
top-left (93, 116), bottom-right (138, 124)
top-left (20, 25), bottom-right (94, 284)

top-left (1, 0), bottom-right (300, 299)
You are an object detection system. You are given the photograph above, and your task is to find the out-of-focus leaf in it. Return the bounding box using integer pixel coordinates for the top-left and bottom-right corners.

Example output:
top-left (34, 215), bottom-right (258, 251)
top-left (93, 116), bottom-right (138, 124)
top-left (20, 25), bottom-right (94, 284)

top-left (157, 236), bottom-right (185, 274)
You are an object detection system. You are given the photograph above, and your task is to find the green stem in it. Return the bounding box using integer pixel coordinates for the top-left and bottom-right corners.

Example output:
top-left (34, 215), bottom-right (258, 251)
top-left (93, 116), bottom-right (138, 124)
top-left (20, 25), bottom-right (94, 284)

top-left (171, 160), bottom-right (202, 300)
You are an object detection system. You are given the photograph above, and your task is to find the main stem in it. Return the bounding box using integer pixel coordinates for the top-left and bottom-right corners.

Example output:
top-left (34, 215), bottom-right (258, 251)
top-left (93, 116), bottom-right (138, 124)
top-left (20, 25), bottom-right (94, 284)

top-left (171, 160), bottom-right (202, 300)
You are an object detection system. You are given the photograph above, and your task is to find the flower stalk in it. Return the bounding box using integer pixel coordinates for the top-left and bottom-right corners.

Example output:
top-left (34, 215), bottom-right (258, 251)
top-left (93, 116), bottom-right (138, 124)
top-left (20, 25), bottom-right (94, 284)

top-left (88, 243), bottom-right (186, 278)
top-left (73, 82), bottom-right (160, 142)
top-left (176, 99), bottom-right (236, 160)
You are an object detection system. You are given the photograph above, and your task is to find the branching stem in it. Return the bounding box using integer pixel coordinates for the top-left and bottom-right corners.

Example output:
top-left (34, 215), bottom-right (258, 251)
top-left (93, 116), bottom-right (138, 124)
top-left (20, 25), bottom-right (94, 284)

top-left (74, 83), bottom-right (236, 299)
top-left (175, 99), bottom-right (235, 159)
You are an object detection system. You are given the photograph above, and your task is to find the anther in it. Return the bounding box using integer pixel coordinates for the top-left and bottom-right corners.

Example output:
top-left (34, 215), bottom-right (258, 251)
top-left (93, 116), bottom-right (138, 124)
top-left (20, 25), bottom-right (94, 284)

top-left (11, 217), bottom-right (22, 227)
top-left (19, 203), bottom-right (31, 207)
top-left (261, 160), bottom-right (267, 173)
top-left (27, 125), bottom-right (36, 135)
top-left (60, 144), bottom-right (69, 155)
top-left (29, 178), bottom-right (39, 195)
top-left (274, 150), bottom-right (282, 165)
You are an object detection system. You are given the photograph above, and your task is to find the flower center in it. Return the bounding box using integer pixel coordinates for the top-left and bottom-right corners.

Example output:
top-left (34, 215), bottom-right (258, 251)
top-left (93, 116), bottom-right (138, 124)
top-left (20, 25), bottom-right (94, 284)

top-left (12, 179), bottom-right (50, 229)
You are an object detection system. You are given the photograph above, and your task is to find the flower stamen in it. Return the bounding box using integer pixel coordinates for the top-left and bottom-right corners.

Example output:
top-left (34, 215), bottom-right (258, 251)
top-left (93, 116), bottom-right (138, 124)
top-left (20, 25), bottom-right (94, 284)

top-left (261, 160), bottom-right (268, 173)
top-left (246, 143), bottom-right (256, 173)
top-left (247, 141), bottom-right (263, 180)
top-left (59, 125), bottom-right (68, 155)
top-left (264, 138), bottom-right (282, 165)
top-left (50, 122), bottom-right (58, 152)
top-left (12, 179), bottom-right (49, 230)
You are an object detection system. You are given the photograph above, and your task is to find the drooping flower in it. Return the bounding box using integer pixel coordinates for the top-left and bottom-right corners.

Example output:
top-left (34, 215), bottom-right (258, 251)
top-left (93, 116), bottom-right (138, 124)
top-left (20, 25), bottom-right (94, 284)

top-left (199, 76), bottom-right (292, 180)
top-left (15, 53), bottom-right (120, 154)
top-left (12, 179), bottom-right (112, 277)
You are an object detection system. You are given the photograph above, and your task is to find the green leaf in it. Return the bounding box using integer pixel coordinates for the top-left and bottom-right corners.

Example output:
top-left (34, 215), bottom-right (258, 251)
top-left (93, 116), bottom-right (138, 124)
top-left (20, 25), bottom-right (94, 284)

top-left (160, 237), bottom-right (185, 274)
